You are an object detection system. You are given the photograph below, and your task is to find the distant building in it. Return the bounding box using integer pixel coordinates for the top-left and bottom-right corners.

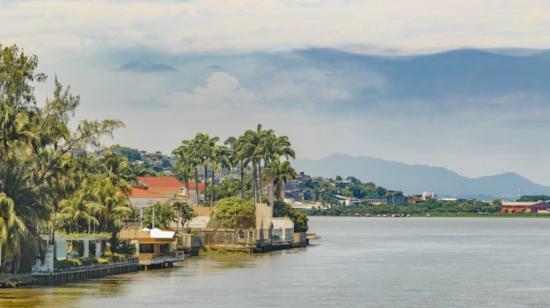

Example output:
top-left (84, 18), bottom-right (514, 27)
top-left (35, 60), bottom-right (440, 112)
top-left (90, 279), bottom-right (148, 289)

top-left (386, 191), bottom-right (407, 204)
top-left (365, 196), bottom-right (388, 206)
top-left (407, 192), bottom-right (437, 203)
top-left (500, 201), bottom-right (550, 213)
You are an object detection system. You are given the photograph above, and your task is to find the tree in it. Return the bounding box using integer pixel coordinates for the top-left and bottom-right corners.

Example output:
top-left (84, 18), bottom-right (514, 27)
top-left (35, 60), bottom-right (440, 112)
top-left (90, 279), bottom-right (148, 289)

top-left (173, 143), bottom-right (194, 201)
top-left (143, 202), bottom-right (175, 229)
top-left (0, 45), bottom-right (122, 272)
top-left (208, 197), bottom-right (255, 229)
top-left (273, 200), bottom-right (308, 233)
top-left (172, 200), bottom-right (195, 230)
top-left (264, 160), bottom-right (297, 200)
top-left (0, 193), bottom-right (28, 273)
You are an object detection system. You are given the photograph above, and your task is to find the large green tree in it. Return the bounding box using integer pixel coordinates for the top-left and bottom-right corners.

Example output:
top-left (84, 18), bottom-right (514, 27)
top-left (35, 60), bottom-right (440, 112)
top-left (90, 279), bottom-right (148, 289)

top-left (0, 45), bottom-right (123, 272)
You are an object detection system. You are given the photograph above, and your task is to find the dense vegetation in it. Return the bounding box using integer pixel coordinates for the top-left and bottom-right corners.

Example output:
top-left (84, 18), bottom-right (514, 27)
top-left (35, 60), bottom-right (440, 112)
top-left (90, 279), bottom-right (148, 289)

top-left (288, 175), bottom-right (402, 206)
top-left (0, 45), bottom-right (140, 273)
top-left (274, 200), bottom-right (308, 232)
top-left (517, 195), bottom-right (550, 202)
top-left (0, 45), bottom-right (307, 273)
top-left (307, 199), bottom-right (501, 216)
top-left (208, 197), bottom-right (256, 229)
top-left (172, 125), bottom-right (297, 206)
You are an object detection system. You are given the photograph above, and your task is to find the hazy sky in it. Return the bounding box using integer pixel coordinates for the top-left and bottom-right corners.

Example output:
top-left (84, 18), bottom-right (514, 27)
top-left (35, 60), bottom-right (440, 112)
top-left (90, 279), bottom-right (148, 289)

top-left (2, 1), bottom-right (550, 184)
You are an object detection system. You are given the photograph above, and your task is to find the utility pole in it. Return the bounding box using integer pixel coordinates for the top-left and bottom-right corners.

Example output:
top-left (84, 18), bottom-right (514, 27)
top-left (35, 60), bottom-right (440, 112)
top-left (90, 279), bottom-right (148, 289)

top-left (152, 206), bottom-right (156, 229)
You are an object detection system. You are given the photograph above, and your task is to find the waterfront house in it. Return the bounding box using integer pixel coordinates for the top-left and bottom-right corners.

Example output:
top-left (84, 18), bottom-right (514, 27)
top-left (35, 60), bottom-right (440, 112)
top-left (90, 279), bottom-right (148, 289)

top-left (118, 227), bottom-right (184, 269)
top-left (500, 201), bottom-right (550, 213)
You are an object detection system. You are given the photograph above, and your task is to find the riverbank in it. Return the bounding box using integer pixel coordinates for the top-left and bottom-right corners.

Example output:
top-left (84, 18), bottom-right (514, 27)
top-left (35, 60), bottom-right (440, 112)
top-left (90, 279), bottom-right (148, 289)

top-left (308, 212), bottom-right (550, 218)
top-left (0, 274), bottom-right (33, 288)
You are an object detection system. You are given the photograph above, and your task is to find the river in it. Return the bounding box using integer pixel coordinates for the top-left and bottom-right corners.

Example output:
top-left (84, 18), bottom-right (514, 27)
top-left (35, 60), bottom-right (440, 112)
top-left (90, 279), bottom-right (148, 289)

top-left (3, 217), bottom-right (550, 307)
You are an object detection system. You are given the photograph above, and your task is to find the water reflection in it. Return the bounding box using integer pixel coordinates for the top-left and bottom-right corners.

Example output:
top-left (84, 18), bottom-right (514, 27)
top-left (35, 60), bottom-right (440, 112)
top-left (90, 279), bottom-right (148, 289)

top-left (5, 217), bottom-right (550, 307)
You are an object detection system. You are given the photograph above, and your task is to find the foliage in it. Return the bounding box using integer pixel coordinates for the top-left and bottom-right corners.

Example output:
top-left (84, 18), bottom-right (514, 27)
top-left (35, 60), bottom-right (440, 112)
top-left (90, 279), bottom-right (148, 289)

top-left (306, 199), bottom-right (501, 216)
top-left (0, 44), bottom-right (125, 273)
top-left (208, 197), bottom-right (255, 229)
top-left (172, 200), bottom-right (195, 230)
top-left (517, 195), bottom-right (550, 202)
top-left (273, 200), bottom-right (309, 232)
top-left (172, 124), bottom-right (297, 206)
top-left (143, 202), bottom-right (176, 229)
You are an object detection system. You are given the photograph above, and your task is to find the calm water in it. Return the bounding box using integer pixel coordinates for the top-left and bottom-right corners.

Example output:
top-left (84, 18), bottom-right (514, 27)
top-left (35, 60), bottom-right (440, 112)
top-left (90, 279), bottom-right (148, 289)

top-left (3, 217), bottom-right (550, 307)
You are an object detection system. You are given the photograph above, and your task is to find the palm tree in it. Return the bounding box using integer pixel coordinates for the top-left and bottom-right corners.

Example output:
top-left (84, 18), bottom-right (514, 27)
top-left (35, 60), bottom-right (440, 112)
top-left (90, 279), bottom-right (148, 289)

top-left (209, 145), bottom-right (230, 205)
top-left (241, 125), bottom-right (267, 204)
top-left (264, 160), bottom-right (297, 201)
top-left (172, 200), bottom-right (195, 231)
top-left (59, 191), bottom-right (99, 233)
top-left (173, 143), bottom-right (194, 200)
top-left (0, 193), bottom-right (28, 273)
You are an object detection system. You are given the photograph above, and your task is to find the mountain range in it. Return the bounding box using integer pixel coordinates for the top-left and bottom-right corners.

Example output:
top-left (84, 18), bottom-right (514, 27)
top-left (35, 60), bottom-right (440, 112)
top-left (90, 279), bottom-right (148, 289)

top-left (293, 154), bottom-right (550, 200)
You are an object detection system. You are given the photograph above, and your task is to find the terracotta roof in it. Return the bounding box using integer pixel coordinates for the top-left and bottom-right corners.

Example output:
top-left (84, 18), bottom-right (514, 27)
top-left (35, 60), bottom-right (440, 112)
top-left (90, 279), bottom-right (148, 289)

top-left (130, 176), bottom-right (205, 199)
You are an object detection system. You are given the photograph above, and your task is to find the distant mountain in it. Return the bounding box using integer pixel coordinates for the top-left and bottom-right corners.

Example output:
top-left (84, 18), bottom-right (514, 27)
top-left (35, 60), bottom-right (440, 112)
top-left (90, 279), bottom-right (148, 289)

top-left (293, 154), bottom-right (550, 200)
top-left (120, 59), bottom-right (175, 73)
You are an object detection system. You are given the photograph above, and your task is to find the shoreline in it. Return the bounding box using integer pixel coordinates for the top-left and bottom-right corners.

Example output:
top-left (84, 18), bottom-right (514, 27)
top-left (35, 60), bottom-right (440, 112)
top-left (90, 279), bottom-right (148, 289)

top-left (307, 214), bottom-right (550, 218)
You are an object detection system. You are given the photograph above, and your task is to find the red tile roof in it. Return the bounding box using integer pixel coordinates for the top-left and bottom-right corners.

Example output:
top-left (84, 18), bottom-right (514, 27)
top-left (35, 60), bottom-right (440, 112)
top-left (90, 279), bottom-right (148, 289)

top-left (130, 176), bottom-right (205, 199)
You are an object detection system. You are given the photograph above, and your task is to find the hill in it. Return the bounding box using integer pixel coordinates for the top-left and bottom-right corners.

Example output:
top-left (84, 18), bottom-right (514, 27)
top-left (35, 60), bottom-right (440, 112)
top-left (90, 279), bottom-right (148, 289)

top-left (293, 154), bottom-right (550, 199)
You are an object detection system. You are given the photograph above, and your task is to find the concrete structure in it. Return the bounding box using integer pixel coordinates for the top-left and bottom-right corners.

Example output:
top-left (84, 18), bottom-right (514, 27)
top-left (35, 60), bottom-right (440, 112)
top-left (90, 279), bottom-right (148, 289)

top-left (33, 235), bottom-right (106, 274)
top-left (119, 227), bottom-right (184, 269)
top-left (32, 259), bottom-right (138, 286)
top-left (500, 201), bottom-right (550, 213)
top-left (271, 218), bottom-right (294, 246)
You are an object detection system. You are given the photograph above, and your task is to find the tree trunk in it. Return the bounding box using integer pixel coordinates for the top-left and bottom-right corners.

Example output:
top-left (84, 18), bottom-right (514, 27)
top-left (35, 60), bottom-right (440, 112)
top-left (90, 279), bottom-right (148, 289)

top-left (185, 179), bottom-right (190, 200)
top-left (258, 162), bottom-right (263, 203)
top-left (269, 181), bottom-right (274, 207)
top-left (194, 167), bottom-right (200, 204)
top-left (240, 160), bottom-right (244, 199)
top-left (210, 167), bottom-right (215, 205)
top-left (204, 165), bottom-right (208, 206)
top-left (252, 163), bottom-right (257, 204)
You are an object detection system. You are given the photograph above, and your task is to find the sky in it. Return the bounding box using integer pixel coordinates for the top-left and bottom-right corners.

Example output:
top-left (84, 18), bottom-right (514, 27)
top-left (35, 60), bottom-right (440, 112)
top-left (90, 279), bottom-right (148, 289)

top-left (2, 0), bottom-right (550, 185)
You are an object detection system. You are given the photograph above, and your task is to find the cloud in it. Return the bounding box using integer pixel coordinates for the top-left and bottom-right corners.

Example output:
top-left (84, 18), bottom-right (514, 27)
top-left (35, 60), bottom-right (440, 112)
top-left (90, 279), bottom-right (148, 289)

top-left (120, 59), bottom-right (175, 73)
top-left (255, 68), bottom-right (386, 107)
top-left (167, 72), bottom-right (257, 108)
top-left (4, 0), bottom-right (550, 56)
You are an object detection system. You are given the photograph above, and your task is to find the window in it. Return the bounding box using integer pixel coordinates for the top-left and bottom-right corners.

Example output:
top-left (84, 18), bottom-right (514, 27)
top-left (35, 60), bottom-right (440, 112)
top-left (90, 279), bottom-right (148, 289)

top-left (139, 244), bottom-right (154, 253)
top-left (159, 244), bottom-right (171, 253)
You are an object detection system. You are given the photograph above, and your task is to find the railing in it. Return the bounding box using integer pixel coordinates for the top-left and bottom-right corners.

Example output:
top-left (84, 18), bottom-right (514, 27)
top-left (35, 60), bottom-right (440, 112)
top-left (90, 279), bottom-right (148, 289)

top-left (48, 258), bottom-right (139, 273)
top-left (138, 251), bottom-right (185, 264)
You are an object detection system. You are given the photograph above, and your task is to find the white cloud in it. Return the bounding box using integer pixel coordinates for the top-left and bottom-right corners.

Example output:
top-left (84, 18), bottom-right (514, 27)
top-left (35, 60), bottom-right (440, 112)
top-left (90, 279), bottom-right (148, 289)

top-left (3, 0), bottom-right (550, 56)
top-left (167, 72), bottom-right (257, 108)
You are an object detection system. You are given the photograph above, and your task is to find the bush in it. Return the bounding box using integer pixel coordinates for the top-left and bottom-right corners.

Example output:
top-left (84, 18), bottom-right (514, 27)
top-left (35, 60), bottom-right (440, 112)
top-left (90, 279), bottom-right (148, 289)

top-left (110, 253), bottom-right (127, 262)
top-left (54, 258), bottom-right (82, 269)
top-left (208, 197), bottom-right (255, 229)
top-left (274, 200), bottom-right (309, 232)
top-left (80, 257), bottom-right (98, 266)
